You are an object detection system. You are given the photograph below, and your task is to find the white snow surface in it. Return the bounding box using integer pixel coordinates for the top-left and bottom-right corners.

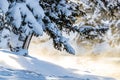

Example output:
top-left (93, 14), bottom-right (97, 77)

top-left (0, 50), bottom-right (116, 80)
top-left (0, 0), bottom-right (9, 13)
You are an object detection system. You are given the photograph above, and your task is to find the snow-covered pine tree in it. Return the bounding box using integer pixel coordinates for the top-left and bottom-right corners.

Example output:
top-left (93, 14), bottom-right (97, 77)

top-left (0, 0), bottom-right (45, 55)
top-left (0, 0), bottom-right (84, 55)
top-left (0, 9), bottom-right (12, 49)
top-left (0, 0), bottom-right (119, 55)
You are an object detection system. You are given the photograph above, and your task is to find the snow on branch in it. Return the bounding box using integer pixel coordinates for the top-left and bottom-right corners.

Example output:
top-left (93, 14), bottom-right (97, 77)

top-left (0, 0), bottom-right (9, 13)
top-left (6, 2), bottom-right (44, 36)
top-left (43, 16), bottom-right (75, 54)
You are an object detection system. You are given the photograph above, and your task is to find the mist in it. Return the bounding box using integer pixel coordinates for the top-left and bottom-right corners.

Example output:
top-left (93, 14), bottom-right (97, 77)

top-left (29, 35), bottom-right (120, 80)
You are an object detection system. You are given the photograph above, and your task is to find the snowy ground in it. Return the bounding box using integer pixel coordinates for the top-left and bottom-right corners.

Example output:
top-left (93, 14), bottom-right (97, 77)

top-left (0, 36), bottom-right (120, 80)
top-left (0, 50), bottom-right (116, 80)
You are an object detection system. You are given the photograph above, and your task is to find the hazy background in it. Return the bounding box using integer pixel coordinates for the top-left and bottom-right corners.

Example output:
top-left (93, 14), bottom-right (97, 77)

top-left (29, 33), bottom-right (120, 80)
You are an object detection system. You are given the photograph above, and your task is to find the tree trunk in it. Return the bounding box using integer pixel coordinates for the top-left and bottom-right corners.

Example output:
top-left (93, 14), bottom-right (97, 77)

top-left (22, 33), bottom-right (34, 50)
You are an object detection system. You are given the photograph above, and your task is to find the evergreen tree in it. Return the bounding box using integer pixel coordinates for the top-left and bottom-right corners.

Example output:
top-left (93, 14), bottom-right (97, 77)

top-left (74, 0), bottom-right (120, 46)
top-left (0, 0), bottom-right (119, 55)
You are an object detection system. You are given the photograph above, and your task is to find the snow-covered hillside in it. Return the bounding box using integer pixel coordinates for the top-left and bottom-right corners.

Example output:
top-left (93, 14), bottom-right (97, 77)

top-left (0, 49), bottom-right (118, 80)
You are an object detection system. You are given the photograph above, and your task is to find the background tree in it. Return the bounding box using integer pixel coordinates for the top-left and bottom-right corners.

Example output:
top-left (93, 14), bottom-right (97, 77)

top-left (73, 0), bottom-right (120, 47)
